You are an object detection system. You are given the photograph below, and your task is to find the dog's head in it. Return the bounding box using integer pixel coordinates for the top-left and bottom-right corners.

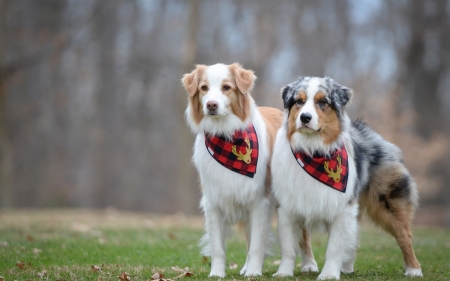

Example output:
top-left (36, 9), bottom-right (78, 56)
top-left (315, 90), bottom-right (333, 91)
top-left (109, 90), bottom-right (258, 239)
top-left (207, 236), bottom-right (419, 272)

top-left (181, 63), bottom-right (256, 135)
top-left (281, 77), bottom-right (352, 147)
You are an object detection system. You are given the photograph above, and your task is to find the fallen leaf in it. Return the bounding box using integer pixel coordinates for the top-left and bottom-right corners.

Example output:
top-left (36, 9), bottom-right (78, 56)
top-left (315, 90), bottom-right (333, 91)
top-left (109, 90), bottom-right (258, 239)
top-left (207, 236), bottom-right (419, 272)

top-left (170, 266), bottom-right (194, 279)
top-left (0, 276), bottom-right (4, 281)
top-left (26, 235), bottom-right (34, 241)
top-left (37, 270), bottom-right (48, 277)
top-left (118, 272), bottom-right (131, 281)
top-left (229, 262), bottom-right (238, 270)
top-left (92, 265), bottom-right (102, 272)
top-left (151, 272), bottom-right (164, 279)
top-left (175, 272), bottom-right (194, 279)
top-left (171, 266), bottom-right (184, 273)
top-left (32, 248), bottom-right (43, 254)
top-left (202, 256), bottom-right (208, 264)
top-left (16, 261), bottom-right (25, 269)
top-left (271, 259), bottom-right (281, 265)
top-left (167, 232), bottom-right (176, 240)
top-left (27, 262), bottom-right (32, 267)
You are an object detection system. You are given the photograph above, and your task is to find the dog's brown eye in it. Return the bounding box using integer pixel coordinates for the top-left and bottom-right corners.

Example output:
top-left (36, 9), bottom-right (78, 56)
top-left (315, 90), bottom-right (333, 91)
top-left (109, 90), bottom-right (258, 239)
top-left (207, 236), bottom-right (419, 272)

top-left (296, 99), bottom-right (304, 105)
top-left (201, 85), bottom-right (208, 91)
top-left (318, 99), bottom-right (327, 106)
top-left (222, 85), bottom-right (231, 91)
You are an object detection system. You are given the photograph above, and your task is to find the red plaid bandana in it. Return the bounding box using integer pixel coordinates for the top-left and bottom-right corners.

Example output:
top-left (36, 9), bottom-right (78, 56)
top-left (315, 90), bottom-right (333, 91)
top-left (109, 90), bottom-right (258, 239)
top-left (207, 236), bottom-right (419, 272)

top-left (204, 124), bottom-right (258, 178)
top-left (292, 144), bottom-right (349, 192)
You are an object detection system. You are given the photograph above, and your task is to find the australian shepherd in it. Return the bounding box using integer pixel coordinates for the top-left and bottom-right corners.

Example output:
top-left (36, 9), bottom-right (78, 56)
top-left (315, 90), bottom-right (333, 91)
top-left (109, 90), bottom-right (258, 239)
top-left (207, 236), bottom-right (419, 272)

top-left (271, 76), bottom-right (422, 279)
top-left (181, 63), bottom-right (284, 277)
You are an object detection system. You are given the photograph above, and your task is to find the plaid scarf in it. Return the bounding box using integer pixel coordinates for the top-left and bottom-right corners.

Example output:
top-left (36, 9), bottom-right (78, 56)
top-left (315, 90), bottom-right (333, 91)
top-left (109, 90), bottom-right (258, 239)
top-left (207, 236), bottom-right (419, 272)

top-left (292, 144), bottom-right (348, 192)
top-left (204, 124), bottom-right (258, 178)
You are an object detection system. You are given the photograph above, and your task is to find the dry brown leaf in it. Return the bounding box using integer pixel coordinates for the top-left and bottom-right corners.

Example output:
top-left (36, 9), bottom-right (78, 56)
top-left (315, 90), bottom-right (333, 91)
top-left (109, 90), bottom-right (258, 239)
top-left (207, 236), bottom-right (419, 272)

top-left (27, 261), bottom-right (32, 267)
top-left (167, 232), bottom-right (176, 240)
top-left (171, 266), bottom-right (184, 273)
top-left (32, 248), bottom-right (43, 254)
top-left (170, 267), bottom-right (194, 279)
top-left (202, 256), bottom-right (211, 266)
top-left (118, 272), bottom-right (131, 281)
top-left (92, 265), bottom-right (102, 272)
top-left (229, 262), bottom-right (238, 270)
top-left (175, 271), bottom-right (194, 279)
top-left (37, 270), bottom-right (48, 277)
top-left (271, 259), bottom-right (281, 265)
top-left (16, 261), bottom-right (25, 269)
top-left (151, 272), bottom-right (164, 279)
top-left (0, 275), bottom-right (4, 281)
top-left (26, 235), bottom-right (34, 241)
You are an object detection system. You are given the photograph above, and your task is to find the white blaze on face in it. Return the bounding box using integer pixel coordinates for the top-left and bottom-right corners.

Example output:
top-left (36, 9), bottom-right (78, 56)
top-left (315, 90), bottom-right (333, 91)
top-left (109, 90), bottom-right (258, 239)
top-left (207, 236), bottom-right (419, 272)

top-left (202, 64), bottom-right (230, 116)
top-left (296, 77), bottom-right (321, 131)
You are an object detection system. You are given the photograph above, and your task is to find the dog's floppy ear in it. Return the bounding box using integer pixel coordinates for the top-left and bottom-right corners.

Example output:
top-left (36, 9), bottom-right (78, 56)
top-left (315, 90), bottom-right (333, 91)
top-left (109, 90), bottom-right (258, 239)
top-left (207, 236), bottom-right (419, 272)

top-left (281, 86), bottom-right (294, 109)
top-left (326, 77), bottom-right (353, 109)
top-left (181, 65), bottom-right (206, 97)
top-left (229, 63), bottom-right (256, 95)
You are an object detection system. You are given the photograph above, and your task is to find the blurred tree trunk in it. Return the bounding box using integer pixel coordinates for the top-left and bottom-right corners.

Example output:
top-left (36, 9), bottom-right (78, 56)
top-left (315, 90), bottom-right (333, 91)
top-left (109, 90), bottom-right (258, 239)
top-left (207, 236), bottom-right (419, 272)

top-left (0, 1), bottom-right (12, 208)
top-left (176, 0), bottom-right (200, 214)
top-left (92, 1), bottom-right (122, 208)
top-left (400, 0), bottom-right (450, 226)
top-left (403, 0), bottom-right (449, 138)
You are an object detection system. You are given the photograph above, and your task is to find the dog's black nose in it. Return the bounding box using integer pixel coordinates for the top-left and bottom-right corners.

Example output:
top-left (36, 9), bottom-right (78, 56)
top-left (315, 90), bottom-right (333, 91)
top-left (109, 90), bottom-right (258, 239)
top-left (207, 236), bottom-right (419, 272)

top-left (300, 113), bottom-right (312, 124)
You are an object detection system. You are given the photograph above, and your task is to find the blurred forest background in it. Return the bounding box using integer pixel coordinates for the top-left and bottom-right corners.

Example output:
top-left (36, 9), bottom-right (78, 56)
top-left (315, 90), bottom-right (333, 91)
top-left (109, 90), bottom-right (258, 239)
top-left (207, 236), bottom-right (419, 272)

top-left (0, 0), bottom-right (449, 225)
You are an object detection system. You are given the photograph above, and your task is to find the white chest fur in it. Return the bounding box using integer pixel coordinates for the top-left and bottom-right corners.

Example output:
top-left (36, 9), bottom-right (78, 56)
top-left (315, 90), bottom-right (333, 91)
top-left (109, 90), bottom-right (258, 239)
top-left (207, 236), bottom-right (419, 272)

top-left (271, 126), bottom-right (357, 227)
top-left (193, 110), bottom-right (269, 223)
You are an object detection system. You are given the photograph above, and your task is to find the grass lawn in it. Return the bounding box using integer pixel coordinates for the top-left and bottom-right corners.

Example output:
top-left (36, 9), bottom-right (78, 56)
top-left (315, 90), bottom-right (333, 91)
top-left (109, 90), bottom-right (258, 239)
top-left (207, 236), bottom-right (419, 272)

top-left (0, 209), bottom-right (449, 281)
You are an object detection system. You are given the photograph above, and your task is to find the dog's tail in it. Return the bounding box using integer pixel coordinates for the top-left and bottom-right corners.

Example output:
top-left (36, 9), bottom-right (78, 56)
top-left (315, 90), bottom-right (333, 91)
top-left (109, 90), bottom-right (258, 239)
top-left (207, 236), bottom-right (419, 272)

top-left (199, 224), bottom-right (233, 256)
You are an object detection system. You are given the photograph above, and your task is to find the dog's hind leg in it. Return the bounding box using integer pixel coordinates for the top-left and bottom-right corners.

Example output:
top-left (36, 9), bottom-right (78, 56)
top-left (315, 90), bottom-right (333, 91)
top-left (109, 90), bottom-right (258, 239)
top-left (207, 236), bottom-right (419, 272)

top-left (361, 165), bottom-right (422, 277)
top-left (341, 210), bottom-right (362, 274)
top-left (299, 228), bottom-right (318, 272)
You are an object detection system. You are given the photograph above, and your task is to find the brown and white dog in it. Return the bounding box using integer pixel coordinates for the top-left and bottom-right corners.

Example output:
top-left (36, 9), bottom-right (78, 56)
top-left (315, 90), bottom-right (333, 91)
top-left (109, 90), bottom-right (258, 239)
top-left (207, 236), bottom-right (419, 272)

top-left (181, 63), bottom-right (284, 277)
top-left (272, 76), bottom-right (422, 279)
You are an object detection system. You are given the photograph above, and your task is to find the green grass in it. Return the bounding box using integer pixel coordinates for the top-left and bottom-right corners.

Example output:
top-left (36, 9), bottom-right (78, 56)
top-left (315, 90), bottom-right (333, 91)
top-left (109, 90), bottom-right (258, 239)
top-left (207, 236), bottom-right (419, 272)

top-left (0, 209), bottom-right (449, 281)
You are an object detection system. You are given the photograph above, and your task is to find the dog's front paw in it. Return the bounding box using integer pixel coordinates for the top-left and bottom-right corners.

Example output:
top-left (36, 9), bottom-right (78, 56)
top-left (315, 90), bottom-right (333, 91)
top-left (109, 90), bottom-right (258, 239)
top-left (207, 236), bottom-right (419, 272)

top-left (404, 267), bottom-right (423, 277)
top-left (317, 272), bottom-right (340, 280)
top-left (340, 263), bottom-right (354, 274)
top-left (239, 263), bottom-right (247, 275)
top-left (272, 270), bottom-right (294, 277)
top-left (244, 271), bottom-right (262, 277)
top-left (301, 261), bottom-right (319, 273)
top-left (208, 271), bottom-right (225, 278)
